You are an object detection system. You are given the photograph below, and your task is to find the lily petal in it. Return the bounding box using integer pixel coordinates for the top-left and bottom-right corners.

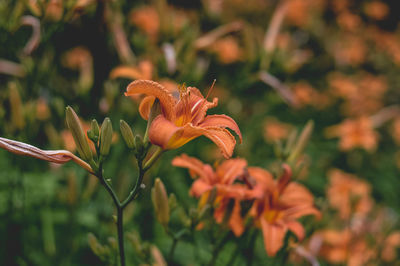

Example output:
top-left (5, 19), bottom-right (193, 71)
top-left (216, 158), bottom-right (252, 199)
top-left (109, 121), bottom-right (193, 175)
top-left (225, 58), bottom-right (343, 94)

top-left (286, 220), bottom-right (305, 241)
top-left (217, 158), bottom-right (247, 184)
top-left (261, 218), bottom-right (287, 257)
top-left (110, 65), bottom-right (143, 80)
top-left (0, 137), bottom-right (93, 173)
top-left (172, 154), bottom-right (215, 181)
top-left (200, 114), bottom-right (242, 143)
top-left (194, 126), bottom-right (237, 159)
top-left (190, 179), bottom-right (213, 197)
top-left (229, 199), bottom-right (245, 236)
top-left (125, 80), bottom-right (176, 120)
top-left (139, 96), bottom-right (155, 120)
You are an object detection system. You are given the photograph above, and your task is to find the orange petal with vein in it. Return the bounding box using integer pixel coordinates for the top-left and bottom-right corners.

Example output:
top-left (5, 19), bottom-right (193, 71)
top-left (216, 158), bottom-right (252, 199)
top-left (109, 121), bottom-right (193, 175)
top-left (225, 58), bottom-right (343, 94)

top-left (191, 126), bottom-right (236, 159)
top-left (200, 114), bottom-right (242, 143)
top-left (125, 80), bottom-right (176, 120)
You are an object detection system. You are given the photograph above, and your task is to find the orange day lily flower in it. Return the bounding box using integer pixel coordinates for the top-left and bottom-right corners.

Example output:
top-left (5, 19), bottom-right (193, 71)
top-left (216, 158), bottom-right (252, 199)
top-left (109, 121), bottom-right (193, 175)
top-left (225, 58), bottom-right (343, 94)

top-left (0, 136), bottom-right (93, 173)
top-left (249, 165), bottom-right (321, 256)
top-left (125, 80), bottom-right (242, 158)
top-left (172, 154), bottom-right (259, 236)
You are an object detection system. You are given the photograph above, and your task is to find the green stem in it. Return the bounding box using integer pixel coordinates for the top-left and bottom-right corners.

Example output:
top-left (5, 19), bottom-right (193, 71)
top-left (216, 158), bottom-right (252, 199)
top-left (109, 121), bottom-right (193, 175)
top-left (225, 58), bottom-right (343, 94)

top-left (208, 231), bottom-right (232, 266)
top-left (168, 237), bottom-right (179, 263)
top-left (121, 159), bottom-right (144, 209)
top-left (116, 207), bottom-right (125, 266)
top-left (143, 147), bottom-right (164, 171)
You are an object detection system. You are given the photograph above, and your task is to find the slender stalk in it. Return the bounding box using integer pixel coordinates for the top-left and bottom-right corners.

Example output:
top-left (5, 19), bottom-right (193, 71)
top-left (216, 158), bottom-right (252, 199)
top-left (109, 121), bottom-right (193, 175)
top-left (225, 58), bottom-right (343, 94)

top-left (168, 237), bottom-right (179, 263)
top-left (208, 231), bottom-right (232, 266)
top-left (116, 207), bottom-right (125, 266)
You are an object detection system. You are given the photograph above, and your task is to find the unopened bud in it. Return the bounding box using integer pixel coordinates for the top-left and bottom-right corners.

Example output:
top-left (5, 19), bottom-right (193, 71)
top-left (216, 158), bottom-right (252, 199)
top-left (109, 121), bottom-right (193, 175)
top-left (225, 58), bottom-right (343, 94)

top-left (66, 106), bottom-right (92, 161)
top-left (151, 178), bottom-right (170, 226)
top-left (168, 193), bottom-right (177, 210)
top-left (87, 119), bottom-right (100, 143)
top-left (134, 135), bottom-right (144, 156)
top-left (100, 117), bottom-right (113, 156)
top-left (287, 120), bottom-right (313, 163)
top-left (120, 120), bottom-right (135, 149)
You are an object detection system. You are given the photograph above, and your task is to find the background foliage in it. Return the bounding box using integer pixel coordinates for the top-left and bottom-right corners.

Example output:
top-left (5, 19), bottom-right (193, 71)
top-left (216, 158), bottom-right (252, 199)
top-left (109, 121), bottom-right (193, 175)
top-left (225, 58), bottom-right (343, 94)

top-left (1, 0), bottom-right (400, 265)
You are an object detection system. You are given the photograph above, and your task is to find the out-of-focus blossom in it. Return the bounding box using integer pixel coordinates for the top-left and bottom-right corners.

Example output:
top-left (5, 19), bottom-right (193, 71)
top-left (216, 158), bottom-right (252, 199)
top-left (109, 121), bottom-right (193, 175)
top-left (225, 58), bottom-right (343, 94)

top-left (336, 12), bottom-right (361, 31)
top-left (328, 73), bottom-right (387, 116)
top-left (263, 117), bottom-right (292, 143)
top-left (250, 165), bottom-right (320, 256)
top-left (381, 232), bottom-right (400, 262)
top-left (210, 36), bottom-right (242, 64)
top-left (62, 47), bottom-right (93, 93)
top-left (129, 6), bottom-right (159, 40)
top-left (326, 169), bottom-right (373, 220)
top-left (45, 0), bottom-right (63, 21)
top-left (36, 97), bottom-right (51, 121)
top-left (367, 28), bottom-right (400, 65)
top-left (125, 80), bottom-right (242, 158)
top-left (292, 81), bottom-right (331, 109)
top-left (172, 154), bottom-right (257, 235)
top-left (325, 116), bottom-right (379, 151)
top-left (364, 1), bottom-right (389, 20)
top-left (332, 35), bottom-right (366, 66)
top-left (110, 60), bottom-right (154, 81)
top-left (286, 0), bottom-right (325, 28)
top-left (318, 229), bottom-right (375, 266)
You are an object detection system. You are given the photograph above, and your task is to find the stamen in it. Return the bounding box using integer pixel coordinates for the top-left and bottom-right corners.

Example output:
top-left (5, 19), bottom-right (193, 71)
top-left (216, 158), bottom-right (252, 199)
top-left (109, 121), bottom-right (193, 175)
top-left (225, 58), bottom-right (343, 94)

top-left (191, 79), bottom-right (217, 121)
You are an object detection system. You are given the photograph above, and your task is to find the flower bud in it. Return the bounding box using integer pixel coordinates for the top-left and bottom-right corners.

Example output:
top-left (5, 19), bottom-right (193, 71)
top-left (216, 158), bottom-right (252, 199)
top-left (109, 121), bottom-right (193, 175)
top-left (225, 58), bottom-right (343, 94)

top-left (87, 119), bottom-right (100, 144)
top-left (287, 120), bottom-right (313, 163)
top-left (151, 178), bottom-right (170, 226)
top-left (134, 134), bottom-right (144, 156)
top-left (65, 106), bottom-right (92, 161)
top-left (168, 193), bottom-right (177, 210)
top-left (120, 120), bottom-right (135, 149)
top-left (100, 117), bottom-right (113, 157)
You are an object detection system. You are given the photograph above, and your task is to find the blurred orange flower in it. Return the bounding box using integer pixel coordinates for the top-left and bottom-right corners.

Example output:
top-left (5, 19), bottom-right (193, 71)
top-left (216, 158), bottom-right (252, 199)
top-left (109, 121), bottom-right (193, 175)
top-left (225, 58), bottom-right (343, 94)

top-left (250, 165), bottom-right (320, 256)
top-left (125, 80), bottom-right (242, 158)
top-left (129, 6), bottom-right (160, 40)
top-left (318, 229), bottom-right (375, 266)
top-left (263, 117), bottom-right (291, 143)
top-left (172, 154), bottom-right (257, 236)
top-left (210, 36), bottom-right (242, 64)
top-left (326, 169), bottom-right (373, 220)
top-left (325, 116), bottom-right (378, 151)
top-left (364, 1), bottom-right (389, 20)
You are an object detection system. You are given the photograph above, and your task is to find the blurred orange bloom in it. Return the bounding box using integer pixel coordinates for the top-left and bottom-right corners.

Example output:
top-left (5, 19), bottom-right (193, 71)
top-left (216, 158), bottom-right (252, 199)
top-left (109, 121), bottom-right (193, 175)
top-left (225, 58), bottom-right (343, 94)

top-left (325, 116), bottom-right (378, 151)
top-left (210, 36), bottom-right (242, 64)
top-left (364, 1), bottom-right (389, 20)
top-left (326, 169), bottom-right (373, 220)
top-left (249, 165), bottom-right (320, 256)
top-left (318, 229), bottom-right (375, 266)
top-left (263, 117), bottom-right (291, 143)
top-left (332, 35), bottom-right (366, 66)
top-left (125, 80), bottom-right (242, 158)
top-left (172, 154), bottom-right (257, 236)
top-left (129, 6), bottom-right (160, 40)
